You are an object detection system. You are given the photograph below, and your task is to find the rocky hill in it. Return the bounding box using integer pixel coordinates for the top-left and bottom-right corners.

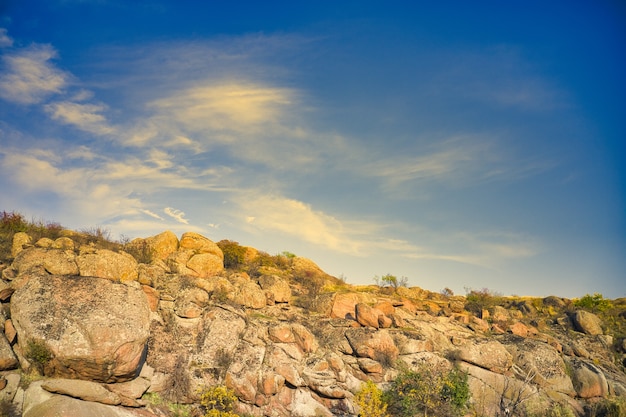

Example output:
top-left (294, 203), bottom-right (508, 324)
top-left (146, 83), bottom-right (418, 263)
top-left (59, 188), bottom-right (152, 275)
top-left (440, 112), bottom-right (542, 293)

top-left (0, 216), bottom-right (624, 417)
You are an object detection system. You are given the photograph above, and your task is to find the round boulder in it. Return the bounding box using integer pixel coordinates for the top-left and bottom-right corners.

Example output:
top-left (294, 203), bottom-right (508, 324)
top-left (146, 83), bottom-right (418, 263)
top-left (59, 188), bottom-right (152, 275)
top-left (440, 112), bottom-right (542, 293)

top-left (572, 310), bottom-right (603, 335)
top-left (11, 274), bottom-right (150, 382)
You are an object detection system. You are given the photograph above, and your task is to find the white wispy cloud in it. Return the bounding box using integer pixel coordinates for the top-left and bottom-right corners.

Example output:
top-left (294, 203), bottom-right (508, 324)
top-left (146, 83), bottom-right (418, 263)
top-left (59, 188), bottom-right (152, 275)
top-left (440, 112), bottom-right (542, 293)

top-left (140, 209), bottom-right (164, 221)
top-left (164, 207), bottom-right (189, 224)
top-left (0, 148), bottom-right (143, 224)
top-left (367, 143), bottom-right (478, 185)
top-left (150, 82), bottom-right (294, 133)
top-left (241, 193), bottom-right (357, 253)
top-left (44, 101), bottom-right (116, 135)
top-left (0, 43), bottom-right (69, 104)
top-left (0, 145), bottom-right (223, 228)
top-left (0, 28), bottom-right (13, 48)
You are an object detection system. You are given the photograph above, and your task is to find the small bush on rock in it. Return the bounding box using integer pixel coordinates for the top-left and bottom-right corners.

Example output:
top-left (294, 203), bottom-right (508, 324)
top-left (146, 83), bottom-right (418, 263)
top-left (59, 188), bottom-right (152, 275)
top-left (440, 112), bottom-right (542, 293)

top-left (164, 355), bottom-right (191, 402)
top-left (197, 385), bottom-right (240, 417)
top-left (543, 403), bottom-right (576, 417)
top-left (355, 380), bottom-right (389, 417)
top-left (586, 396), bottom-right (626, 417)
top-left (24, 339), bottom-right (53, 375)
top-left (217, 240), bottom-right (247, 270)
top-left (383, 364), bottom-right (470, 417)
top-left (464, 287), bottom-right (502, 316)
top-left (0, 398), bottom-right (18, 417)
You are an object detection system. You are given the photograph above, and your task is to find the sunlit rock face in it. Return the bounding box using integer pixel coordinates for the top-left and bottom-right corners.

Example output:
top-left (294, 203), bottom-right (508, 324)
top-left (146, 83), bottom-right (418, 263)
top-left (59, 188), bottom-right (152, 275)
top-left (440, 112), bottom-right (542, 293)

top-left (11, 274), bottom-right (150, 383)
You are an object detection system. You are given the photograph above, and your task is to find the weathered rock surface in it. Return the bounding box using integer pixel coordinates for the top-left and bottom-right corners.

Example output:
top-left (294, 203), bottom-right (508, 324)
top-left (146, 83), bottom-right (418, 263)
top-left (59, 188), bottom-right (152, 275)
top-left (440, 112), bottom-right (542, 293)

top-left (570, 359), bottom-right (609, 398)
top-left (11, 232), bottom-right (32, 257)
top-left (42, 378), bottom-right (121, 405)
top-left (259, 275), bottom-right (291, 303)
top-left (0, 332), bottom-right (18, 370)
top-left (330, 293), bottom-right (361, 319)
top-left (1, 228), bottom-right (625, 417)
top-left (24, 394), bottom-right (150, 417)
top-left (77, 249), bottom-right (139, 282)
top-left (144, 230), bottom-right (179, 260)
top-left (355, 303), bottom-right (385, 328)
top-left (8, 247), bottom-right (78, 277)
top-left (11, 275), bottom-right (150, 382)
top-left (572, 310), bottom-right (604, 335)
top-left (453, 339), bottom-right (513, 373)
top-left (504, 336), bottom-right (575, 395)
top-left (233, 281), bottom-right (266, 309)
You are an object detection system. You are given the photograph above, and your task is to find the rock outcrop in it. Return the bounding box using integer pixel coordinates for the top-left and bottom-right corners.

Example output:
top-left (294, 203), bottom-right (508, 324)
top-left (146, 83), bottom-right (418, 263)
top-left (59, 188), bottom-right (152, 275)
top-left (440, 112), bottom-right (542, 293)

top-left (77, 249), bottom-right (139, 282)
top-left (11, 275), bottom-right (150, 382)
top-left (0, 229), bottom-right (624, 417)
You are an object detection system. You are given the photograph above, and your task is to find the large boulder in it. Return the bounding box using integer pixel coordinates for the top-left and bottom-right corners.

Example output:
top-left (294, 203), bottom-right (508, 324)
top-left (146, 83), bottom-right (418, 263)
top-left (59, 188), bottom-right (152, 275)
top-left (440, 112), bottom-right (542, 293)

top-left (165, 232), bottom-right (224, 278)
top-left (174, 287), bottom-right (210, 318)
top-left (11, 232), bottom-right (32, 257)
top-left (453, 339), bottom-right (513, 374)
top-left (345, 328), bottom-right (398, 363)
top-left (572, 310), bottom-right (603, 335)
top-left (569, 359), bottom-right (609, 398)
top-left (179, 232), bottom-right (223, 259)
top-left (77, 249), bottom-right (138, 282)
top-left (23, 393), bottom-right (148, 417)
top-left (330, 293), bottom-right (360, 320)
top-left (11, 275), bottom-right (150, 382)
top-left (9, 248), bottom-right (78, 277)
top-left (233, 281), bottom-right (266, 309)
top-left (41, 379), bottom-right (121, 405)
top-left (355, 303), bottom-right (385, 328)
top-left (258, 275), bottom-right (291, 303)
top-left (186, 252), bottom-right (224, 277)
top-left (144, 230), bottom-right (179, 260)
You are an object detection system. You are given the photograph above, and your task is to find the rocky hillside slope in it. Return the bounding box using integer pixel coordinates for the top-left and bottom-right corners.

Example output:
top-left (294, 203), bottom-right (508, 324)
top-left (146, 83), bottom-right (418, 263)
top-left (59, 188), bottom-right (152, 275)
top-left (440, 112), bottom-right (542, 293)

top-left (0, 219), bottom-right (624, 416)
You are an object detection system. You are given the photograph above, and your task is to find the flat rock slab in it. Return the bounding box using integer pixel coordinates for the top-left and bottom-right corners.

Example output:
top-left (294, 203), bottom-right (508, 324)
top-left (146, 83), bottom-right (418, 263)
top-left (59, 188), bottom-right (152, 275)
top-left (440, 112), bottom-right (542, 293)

top-left (42, 378), bottom-right (121, 405)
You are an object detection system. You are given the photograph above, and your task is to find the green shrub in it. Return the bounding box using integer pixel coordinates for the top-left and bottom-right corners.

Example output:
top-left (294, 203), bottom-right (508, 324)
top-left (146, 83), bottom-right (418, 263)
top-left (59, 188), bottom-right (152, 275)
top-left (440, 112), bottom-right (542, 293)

top-left (0, 211), bottom-right (29, 233)
top-left (586, 396), bottom-right (626, 417)
top-left (24, 339), bottom-right (53, 375)
top-left (217, 240), bottom-right (247, 269)
top-left (0, 210), bottom-right (64, 260)
top-left (574, 293), bottom-right (613, 313)
top-left (374, 274), bottom-right (408, 291)
top-left (0, 398), bottom-right (18, 417)
top-left (355, 380), bottom-right (389, 417)
top-left (464, 287), bottom-right (502, 316)
top-left (197, 385), bottom-right (239, 417)
top-left (383, 364), bottom-right (469, 417)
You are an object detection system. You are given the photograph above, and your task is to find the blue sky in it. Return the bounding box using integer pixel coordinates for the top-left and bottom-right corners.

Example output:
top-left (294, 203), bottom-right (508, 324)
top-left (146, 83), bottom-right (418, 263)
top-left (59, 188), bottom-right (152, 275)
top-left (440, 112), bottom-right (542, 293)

top-left (1, 1), bottom-right (624, 298)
